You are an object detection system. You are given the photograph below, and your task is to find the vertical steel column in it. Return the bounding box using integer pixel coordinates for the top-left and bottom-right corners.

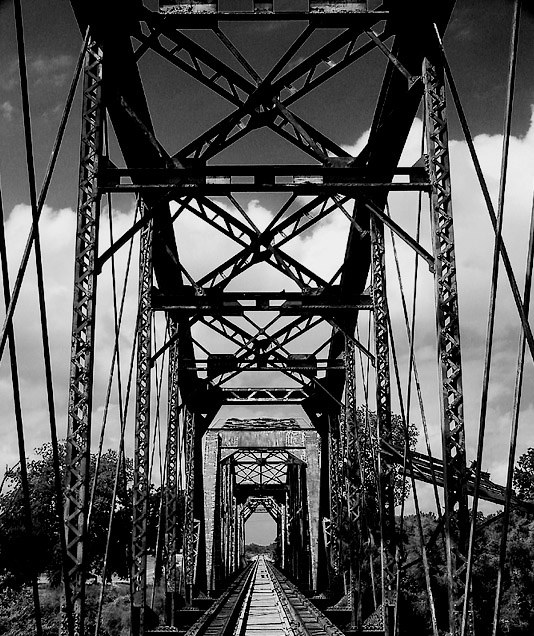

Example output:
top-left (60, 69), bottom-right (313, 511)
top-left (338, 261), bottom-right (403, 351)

top-left (424, 56), bottom-right (469, 636)
top-left (235, 499), bottom-right (241, 573)
top-left (131, 212), bottom-right (153, 636)
top-left (338, 406), bottom-right (349, 601)
top-left (328, 415), bottom-right (342, 581)
top-left (344, 338), bottom-right (363, 630)
top-left (304, 431), bottom-right (321, 591)
top-left (183, 406), bottom-right (196, 604)
top-left (238, 503), bottom-right (245, 569)
top-left (165, 320), bottom-right (179, 625)
top-left (224, 463), bottom-right (231, 579)
top-left (203, 432), bottom-right (220, 593)
top-left (281, 497), bottom-right (287, 570)
top-left (63, 35), bottom-right (103, 636)
top-left (228, 463), bottom-right (236, 578)
top-left (371, 215), bottom-right (395, 635)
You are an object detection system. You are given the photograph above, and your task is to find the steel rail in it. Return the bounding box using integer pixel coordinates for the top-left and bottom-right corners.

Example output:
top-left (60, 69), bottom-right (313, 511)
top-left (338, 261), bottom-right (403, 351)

top-left (184, 561), bottom-right (258, 636)
top-left (265, 560), bottom-right (344, 636)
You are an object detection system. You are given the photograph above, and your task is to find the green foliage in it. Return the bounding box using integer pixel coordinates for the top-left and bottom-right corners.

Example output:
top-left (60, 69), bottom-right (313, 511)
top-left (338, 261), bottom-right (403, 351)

top-left (0, 583), bottom-right (36, 636)
top-left (0, 444), bottom-right (133, 587)
top-left (244, 542), bottom-right (277, 561)
top-left (92, 587), bottom-right (131, 636)
top-left (354, 406), bottom-right (418, 511)
top-left (393, 445), bottom-right (534, 634)
top-left (472, 511), bottom-right (534, 635)
top-left (514, 447), bottom-right (534, 502)
top-left (397, 513), bottom-right (448, 635)
top-left (398, 509), bottom-right (534, 635)
top-left (0, 581), bottom-right (134, 636)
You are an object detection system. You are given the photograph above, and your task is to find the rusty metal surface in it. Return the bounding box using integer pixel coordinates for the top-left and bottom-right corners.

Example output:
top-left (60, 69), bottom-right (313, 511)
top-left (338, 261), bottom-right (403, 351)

top-left (62, 35), bottom-right (103, 636)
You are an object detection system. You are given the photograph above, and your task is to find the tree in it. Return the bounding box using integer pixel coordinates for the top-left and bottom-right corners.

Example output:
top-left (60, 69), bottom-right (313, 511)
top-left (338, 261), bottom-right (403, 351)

top-left (392, 445), bottom-right (534, 636)
top-left (514, 447), bottom-right (534, 502)
top-left (86, 449), bottom-right (134, 581)
top-left (353, 406), bottom-right (418, 511)
top-left (0, 444), bottom-right (134, 587)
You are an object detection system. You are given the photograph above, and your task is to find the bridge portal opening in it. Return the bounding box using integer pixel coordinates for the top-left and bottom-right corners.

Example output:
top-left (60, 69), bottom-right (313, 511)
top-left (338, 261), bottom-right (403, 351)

top-left (245, 511), bottom-right (277, 547)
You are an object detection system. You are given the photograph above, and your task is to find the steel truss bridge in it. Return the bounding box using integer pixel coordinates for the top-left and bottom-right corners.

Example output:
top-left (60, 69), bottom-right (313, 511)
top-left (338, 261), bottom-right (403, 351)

top-left (1, 1), bottom-right (534, 635)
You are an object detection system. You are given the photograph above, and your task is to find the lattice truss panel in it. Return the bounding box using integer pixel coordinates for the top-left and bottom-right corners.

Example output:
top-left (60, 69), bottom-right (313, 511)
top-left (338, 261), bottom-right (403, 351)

top-left (104, 2), bottom-right (434, 397)
top-left (64, 1), bottom-right (488, 634)
top-left (242, 496), bottom-right (282, 522)
top-left (232, 450), bottom-right (299, 486)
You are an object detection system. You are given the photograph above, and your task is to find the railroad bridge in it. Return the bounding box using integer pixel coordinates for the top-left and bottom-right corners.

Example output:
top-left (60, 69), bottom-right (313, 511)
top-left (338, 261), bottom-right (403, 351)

top-left (202, 417), bottom-right (321, 595)
top-left (1, 1), bottom-right (534, 635)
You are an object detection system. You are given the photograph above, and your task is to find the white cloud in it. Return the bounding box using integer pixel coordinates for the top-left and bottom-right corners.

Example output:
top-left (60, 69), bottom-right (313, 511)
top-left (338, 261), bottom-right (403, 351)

top-left (0, 54), bottom-right (74, 94)
top-left (0, 61), bottom-right (19, 92)
top-left (30, 54), bottom-right (72, 76)
top-left (0, 101), bottom-right (14, 121)
top-left (2, 109), bottom-right (534, 518)
top-left (0, 204), bottom-right (140, 469)
top-left (31, 54), bottom-right (74, 88)
top-left (380, 110), bottom-right (534, 514)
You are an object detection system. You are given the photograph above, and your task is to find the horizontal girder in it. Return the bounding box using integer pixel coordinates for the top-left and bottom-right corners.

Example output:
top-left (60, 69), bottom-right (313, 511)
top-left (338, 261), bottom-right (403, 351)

top-left (152, 289), bottom-right (373, 315)
top-left (98, 164), bottom-right (429, 194)
top-left (220, 387), bottom-right (309, 404)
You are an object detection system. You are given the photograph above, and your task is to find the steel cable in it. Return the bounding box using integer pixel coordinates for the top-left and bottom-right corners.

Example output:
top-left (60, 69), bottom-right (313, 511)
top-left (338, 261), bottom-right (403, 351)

top-left (13, 1), bottom-right (73, 630)
top-left (432, 22), bottom-right (534, 370)
top-left (387, 203), bottom-right (443, 522)
top-left (0, 175), bottom-right (43, 635)
top-left (94, 302), bottom-right (140, 636)
top-left (92, 162), bottom-right (138, 633)
top-left (88, 201), bottom-right (139, 526)
top-left (461, 4), bottom-right (522, 634)
top-left (150, 442), bottom-right (168, 608)
top-left (387, 318), bottom-right (439, 636)
top-left (491, 186), bottom-right (534, 635)
top-left (0, 27), bottom-right (89, 363)
top-left (88, 120), bottom-right (138, 525)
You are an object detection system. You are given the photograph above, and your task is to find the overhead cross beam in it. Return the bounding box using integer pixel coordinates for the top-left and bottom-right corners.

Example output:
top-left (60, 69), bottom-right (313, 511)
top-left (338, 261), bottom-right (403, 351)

top-left (138, 9), bottom-right (391, 162)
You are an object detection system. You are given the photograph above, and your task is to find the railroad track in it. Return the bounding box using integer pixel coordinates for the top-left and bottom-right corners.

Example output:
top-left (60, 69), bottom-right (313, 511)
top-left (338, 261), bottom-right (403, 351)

top-left (184, 556), bottom-right (344, 636)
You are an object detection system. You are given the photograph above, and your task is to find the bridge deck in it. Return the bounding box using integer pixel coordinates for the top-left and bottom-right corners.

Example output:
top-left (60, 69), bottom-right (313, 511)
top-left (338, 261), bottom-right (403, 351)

top-left (179, 556), bottom-right (345, 636)
top-left (235, 557), bottom-right (290, 635)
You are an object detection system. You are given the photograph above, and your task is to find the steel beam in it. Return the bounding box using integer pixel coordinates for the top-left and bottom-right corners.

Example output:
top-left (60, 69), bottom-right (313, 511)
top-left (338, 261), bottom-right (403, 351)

top-left (62, 35), bottom-right (103, 636)
top-left (102, 183), bottom-right (427, 194)
top-left (328, 412), bottom-right (343, 584)
top-left (183, 406), bottom-right (197, 604)
top-left (324, 2), bottom-right (455, 403)
top-left (152, 289), bottom-right (374, 315)
top-left (343, 339), bottom-right (363, 630)
top-left (131, 213), bottom-right (153, 636)
top-left (382, 446), bottom-right (534, 514)
top-left (424, 53), bottom-right (469, 636)
top-left (220, 387), bottom-right (309, 405)
top-left (203, 431), bottom-right (221, 594)
top-left (165, 320), bottom-right (180, 625)
top-left (158, 8), bottom-right (387, 27)
top-left (371, 215), bottom-right (395, 635)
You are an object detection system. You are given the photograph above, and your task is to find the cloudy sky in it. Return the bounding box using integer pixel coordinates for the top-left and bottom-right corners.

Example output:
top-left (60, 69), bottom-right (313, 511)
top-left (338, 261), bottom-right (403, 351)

top-left (1, 0), bottom-right (534, 544)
